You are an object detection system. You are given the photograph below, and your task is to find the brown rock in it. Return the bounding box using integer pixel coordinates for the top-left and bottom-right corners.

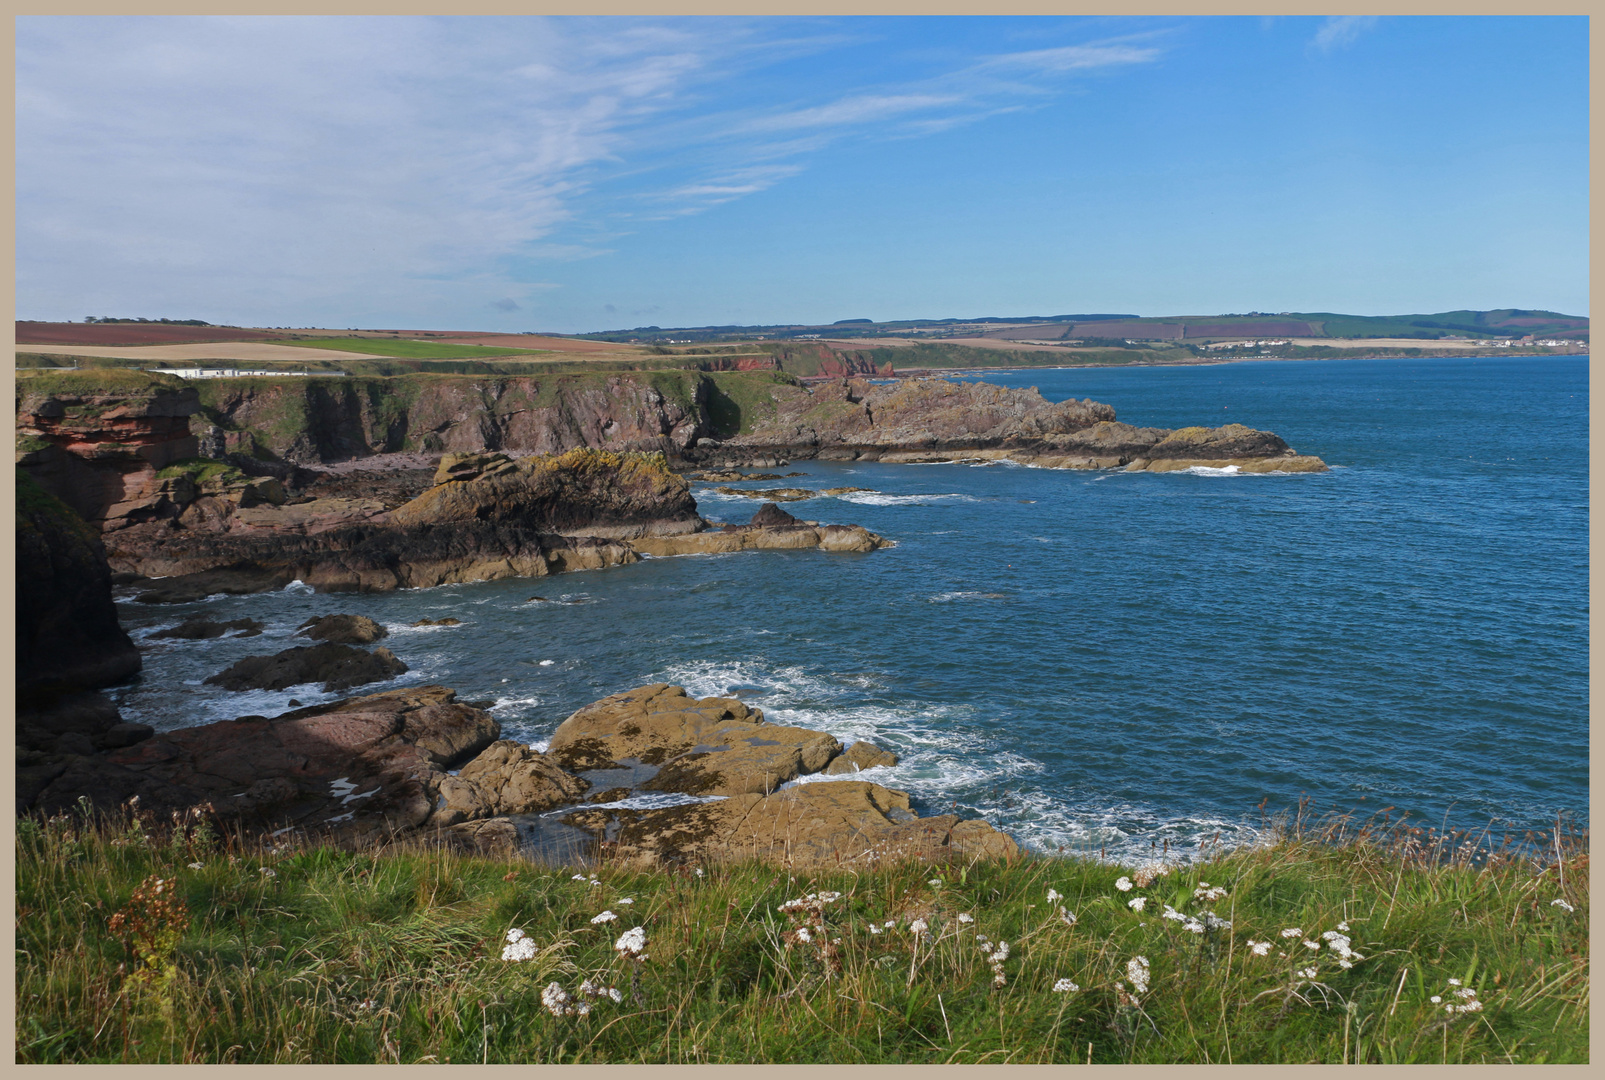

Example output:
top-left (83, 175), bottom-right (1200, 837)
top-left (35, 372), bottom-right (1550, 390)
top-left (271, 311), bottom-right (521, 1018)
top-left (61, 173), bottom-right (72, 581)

top-left (547, 684), bottom-right (841, 797)
top-left (203, 642), bottom-right (408, 693)
top-left (562, 780), bottom-right (1018, 868)
top-left (750, 501), bottom-right (800, 527)
top-left (432, 740), bottom-right (589, 825)
top-left (410, 617), bottom-right (462, 627)
top-left (824, 740), bottom-right (899, 775)
top-left (297, 613), bottom-right (388, 644)
top-left (25, 686), bottom-right (501, 845)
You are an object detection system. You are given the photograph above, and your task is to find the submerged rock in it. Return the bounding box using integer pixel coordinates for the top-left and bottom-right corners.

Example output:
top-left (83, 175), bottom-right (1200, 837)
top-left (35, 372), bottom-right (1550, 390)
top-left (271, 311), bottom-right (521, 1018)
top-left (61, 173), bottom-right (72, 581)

top-left (825, 740), bottom-right (900, 774)
top-left (151, 615), bottom-right (264, 639)
top-left (203, 642), bottom-right (408, 693)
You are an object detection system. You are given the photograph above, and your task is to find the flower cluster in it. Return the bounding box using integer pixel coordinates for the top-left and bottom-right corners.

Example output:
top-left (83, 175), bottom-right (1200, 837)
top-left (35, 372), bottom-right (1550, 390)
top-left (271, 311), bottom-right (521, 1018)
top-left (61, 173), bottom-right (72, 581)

top-left (1123, 955), bottom-right (1150, 999)
top-left (502, 928), bottom-right (539, 962)
top-left (541, 978), bottom-right (621, 1018)
top-left (979, 938), bottom-right (1010, 987)
top-left (572, 874), bottom-right (601, 887)
top-left (1246, 939), bottom-right (1273, 956)
top-left (614, 926), bottom-right (648, 962)
top-left (1430, 978), bottom-right (1483, 1015)
top-left (1193, 882), bottom-right (1228, 903)
top-left (1319, 928), bottom-right (1365, 969)
top-left (1052, 978), bottom-right (1080, 993)
top-left (1130, 864), bottom-right (1169, 888)
top-left (1160, 903), bottom-right (1230, 934)
top-left (1114, 876), bottom-right (1133, 892)
top-left (1552, 898), bottom-right (1575, 913)
top-left (591, 910), bottom-right (618, 924)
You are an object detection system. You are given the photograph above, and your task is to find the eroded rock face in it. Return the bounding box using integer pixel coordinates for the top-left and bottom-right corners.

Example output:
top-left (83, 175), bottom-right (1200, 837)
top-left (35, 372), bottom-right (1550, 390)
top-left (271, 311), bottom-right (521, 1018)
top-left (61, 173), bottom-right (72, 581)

top-left (297, 614), bottom-right (388, 644)
top-left (434, 740), bottom-right (589, 825)
top-left (547, 684), bottom-right (842, 797)
top-left (561, 780), bottom-right (1018, 869)
top-left (203, 642), bottom-right (408, 693)
top-left (627, 523), bottom-right (889, 558)
top-left (26, 686), bottom-right (501, 845)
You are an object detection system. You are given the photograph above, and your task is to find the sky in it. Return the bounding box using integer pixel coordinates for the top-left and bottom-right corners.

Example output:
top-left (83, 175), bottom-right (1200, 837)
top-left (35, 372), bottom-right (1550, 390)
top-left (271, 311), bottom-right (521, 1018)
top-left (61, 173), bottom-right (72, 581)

top-left (15, 15), bottom-right (1590, 334)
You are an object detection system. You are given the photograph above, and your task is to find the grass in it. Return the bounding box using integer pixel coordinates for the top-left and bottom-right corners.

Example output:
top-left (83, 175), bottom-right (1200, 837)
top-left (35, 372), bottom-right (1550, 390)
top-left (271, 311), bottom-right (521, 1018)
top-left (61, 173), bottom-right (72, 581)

top-left (15, 803), bottom-right (1586, 1064)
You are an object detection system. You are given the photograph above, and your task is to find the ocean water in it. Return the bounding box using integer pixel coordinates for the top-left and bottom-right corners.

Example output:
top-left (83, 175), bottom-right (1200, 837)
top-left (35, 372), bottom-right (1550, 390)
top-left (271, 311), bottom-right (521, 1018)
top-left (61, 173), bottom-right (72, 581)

top-left (109, 356), bottom-right (1589, 860)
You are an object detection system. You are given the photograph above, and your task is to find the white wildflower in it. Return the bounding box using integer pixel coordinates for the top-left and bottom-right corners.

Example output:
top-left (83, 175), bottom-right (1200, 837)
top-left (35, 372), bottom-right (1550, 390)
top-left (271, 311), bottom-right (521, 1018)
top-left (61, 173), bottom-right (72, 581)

top-left (356, 999), bottom-right (377, 1011)
top-left (1551, 898), bottom-right (1575, 912)
top-left (868, 924), bottom-right (882, 935)
top-left (187, 862), bottom-right (204, 870)
top-left (617, 898), bottom-right (634, 905)
top-left (1447, 978), bottom-right (1461, 986)
top-left (590, 911), bottom-right (618, 924)
top-left (957, 913), bottom-right (974, 924)
top-left (1183, 919), bottom-right (1205, 933)
top-left (1058, 906), bottom-right (1077, 926)
top-left (987, 941), bottom-right (1010, 962)
top-left (909, 918), bottom-right (928, 936)
top-left (1429, 995), bottom-right (1442, 1004)
top-left (572, 874), bottom-right (587, 881)
top-left (1203, 911), bottom-right (1232, 931)
top-left (1303, 940), bottom-right (1320, 951)
top-left (541, 982), bottom-right (574, 1017)
top-left (1298, 966), bottom-right (1318, 980)
top-left (1160, 904), bottom-right (1188, 924)
top-left (1052, 978), bottom-right (1080, 993)
top-left (796, 927), bottom-right (812, 944)
top-left (1336, 921), bottom-right (1350, 931)
top-left (1047, 888), bottom-right (1062, 904)
top-left (1280, 927), bottom-right (1302, 938)
top-left (1128, 897), bottom-right (1146, 912)
top-left (928, 879), bottom-right (943, 888)
top-left (259, 868), bottom-right (276, 879)
top-left (695, 868), bottom-right (705, 878)
top-left (1115, 876), bottom-right (1133, 892)
top-left (1248, 940), bottom-right (1272, 956)
top-left (1194, 885), bottom-right (1228, 902)
top-left (883, 920), bottom-right (896, 928)
top-left (1126, 956), bottom-right (1150, 995)
top-left (502, 933), bottom-right (539, 962)
top-left (614, 926), bottom-right (648, 958)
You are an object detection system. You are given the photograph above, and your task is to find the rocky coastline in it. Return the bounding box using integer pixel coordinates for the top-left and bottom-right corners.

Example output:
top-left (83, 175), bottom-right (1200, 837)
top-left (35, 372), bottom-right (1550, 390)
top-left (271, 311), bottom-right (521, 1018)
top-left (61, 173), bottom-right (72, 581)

top-left (15, 366), bottom-right (1330, 866)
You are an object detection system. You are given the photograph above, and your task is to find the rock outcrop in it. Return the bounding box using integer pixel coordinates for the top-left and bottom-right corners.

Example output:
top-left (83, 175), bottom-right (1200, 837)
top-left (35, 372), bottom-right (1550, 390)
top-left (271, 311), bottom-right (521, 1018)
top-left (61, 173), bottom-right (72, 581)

top-left (433, 740), bottom-right (589, 824)
top-left (25, 686), bottom-right (502, 845)
top-left (297, 614), bottom-right (388, 644)
top-left (561, 781), bottom-right (1016, 868)
top-left (547, 684), bottom-right (841, 796)
top-left (204, 643), bottom-right (408, 693)
top-left (151, 616), bottom-right (264, 639)
top-left (825, 740), bottom-right (900, 774)
top-left (705, 377), bottom-right (1327, 472)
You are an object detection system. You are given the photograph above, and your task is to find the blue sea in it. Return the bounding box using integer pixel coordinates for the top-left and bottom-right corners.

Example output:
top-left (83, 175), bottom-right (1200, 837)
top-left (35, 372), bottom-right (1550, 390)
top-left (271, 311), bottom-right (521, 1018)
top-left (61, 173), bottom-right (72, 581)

top-left (109, 356), bottom-right (1589, 860)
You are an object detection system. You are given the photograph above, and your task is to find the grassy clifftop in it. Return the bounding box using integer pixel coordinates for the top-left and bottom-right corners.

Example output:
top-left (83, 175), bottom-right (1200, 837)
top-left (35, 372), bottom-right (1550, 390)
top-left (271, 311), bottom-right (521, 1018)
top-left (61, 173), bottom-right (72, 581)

top-left (15, 807), bottom-right (1586, 1064)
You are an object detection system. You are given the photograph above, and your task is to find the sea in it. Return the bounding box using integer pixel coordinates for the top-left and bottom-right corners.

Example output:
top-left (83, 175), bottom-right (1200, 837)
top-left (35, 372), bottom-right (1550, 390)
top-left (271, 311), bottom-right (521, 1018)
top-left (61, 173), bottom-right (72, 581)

top-left (108, 355), bottom-right (1589, 862)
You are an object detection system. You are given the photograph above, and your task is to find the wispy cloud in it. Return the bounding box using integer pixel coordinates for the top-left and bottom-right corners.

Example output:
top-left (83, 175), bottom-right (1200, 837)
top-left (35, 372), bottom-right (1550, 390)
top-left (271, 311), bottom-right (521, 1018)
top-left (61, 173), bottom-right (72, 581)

top-left (16, 16), bottom-right (1167, 327)
top-left (1312, 16), bottom-right (1379, 52)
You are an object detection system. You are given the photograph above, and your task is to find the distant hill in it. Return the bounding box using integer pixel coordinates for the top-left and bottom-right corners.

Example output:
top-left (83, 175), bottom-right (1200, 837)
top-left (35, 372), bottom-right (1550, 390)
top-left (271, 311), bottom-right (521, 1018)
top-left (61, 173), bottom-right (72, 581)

top-left (575, 309), bottom-right (1587, 344)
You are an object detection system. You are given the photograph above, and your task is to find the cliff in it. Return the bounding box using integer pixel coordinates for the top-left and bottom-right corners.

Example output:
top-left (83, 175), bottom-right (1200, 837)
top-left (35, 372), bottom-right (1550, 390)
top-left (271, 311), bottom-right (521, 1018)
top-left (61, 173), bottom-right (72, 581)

top-left (14, 470), bottom-right (141, 701)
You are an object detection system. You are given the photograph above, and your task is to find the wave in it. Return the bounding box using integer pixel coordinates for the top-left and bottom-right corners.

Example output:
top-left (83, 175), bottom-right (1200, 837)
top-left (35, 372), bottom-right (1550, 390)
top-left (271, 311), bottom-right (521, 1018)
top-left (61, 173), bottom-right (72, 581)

top-left (928, 591), bottom-right (1007, 603)
top-left (832, 492), bottom-right (975, 506)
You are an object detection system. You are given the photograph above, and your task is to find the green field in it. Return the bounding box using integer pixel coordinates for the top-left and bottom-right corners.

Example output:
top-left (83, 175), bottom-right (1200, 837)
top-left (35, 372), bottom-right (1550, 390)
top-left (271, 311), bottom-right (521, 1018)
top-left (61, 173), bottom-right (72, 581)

top-left (15, 805), bottom-right (1586, 1064)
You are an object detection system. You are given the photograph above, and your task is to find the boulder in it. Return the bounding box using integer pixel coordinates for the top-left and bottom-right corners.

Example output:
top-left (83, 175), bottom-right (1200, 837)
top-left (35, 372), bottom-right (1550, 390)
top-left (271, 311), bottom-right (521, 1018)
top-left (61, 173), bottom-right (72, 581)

top-left (203, 643), bottom-right (408, 693)
top-left (547, 683), bottom-right (841, 797)
top-left (297, 613), bottom-right (388, 644)
top-left (824, 740), bottom-right (899, 775)
top-left (432, 740), bottom-right (589, 825)
top-left (561, 780), bottom-right (1018, 869)
top-left (151, 616), bottom-right (264, 639)
top-left (410, 617), bottom-right (462, 627)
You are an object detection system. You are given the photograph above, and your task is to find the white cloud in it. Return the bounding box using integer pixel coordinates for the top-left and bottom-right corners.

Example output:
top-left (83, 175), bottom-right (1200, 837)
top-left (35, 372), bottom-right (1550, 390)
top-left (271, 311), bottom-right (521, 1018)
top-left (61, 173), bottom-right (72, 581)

top-left (1312, 16), bottom-right (1379, 52)
top-left (16, 17), bottom-right (1167, 327)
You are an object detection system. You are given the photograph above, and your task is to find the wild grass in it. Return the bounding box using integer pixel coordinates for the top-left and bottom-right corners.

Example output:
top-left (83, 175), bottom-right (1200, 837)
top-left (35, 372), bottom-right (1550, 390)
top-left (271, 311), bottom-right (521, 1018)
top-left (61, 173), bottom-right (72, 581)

top-left (15, 802), bottom-right (1586, 1064)
top-left (281, 337), bottom-right (534, 360)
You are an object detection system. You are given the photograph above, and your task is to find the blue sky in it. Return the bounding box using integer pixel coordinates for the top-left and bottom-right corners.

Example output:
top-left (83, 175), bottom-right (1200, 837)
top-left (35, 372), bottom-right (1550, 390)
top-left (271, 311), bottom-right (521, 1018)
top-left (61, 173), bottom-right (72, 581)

top-left (15, 16), bottom-right (1589, 333)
